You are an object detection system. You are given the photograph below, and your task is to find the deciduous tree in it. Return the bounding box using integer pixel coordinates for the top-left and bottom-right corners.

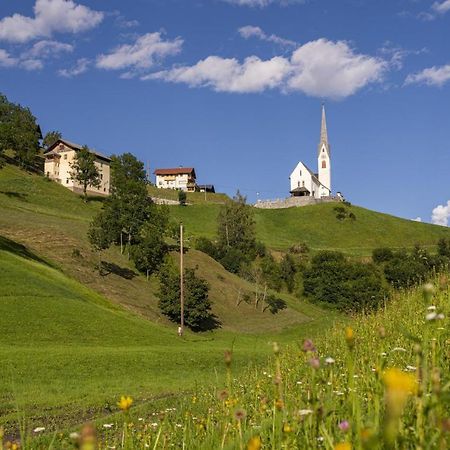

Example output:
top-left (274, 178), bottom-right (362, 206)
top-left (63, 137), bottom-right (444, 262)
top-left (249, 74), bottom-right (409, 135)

top-left (70, 145), bottom-right (101, 202)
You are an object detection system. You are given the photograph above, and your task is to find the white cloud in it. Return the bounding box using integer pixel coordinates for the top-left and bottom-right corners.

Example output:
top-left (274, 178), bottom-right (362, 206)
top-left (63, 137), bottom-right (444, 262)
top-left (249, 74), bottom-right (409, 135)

top-left (412, 217), bottom-right (422, 222)
top-left (238, 25), bottom-right (297, 48)
top-left (287, 39), bottom-right (386, 98)
top-left (432, 0), bottom-right (450, 14)
top-left (432, 201), bottom-right (450, 226)
top-left (405, 64), bottom-right (450, 87)
top-left (96, 32), bottom-right (183, 73)
top-left (149, 38), bottom-right (386, 99)
top-left (223, 0), bottom-right (303, 6)
top-left (0, 49), bottom-right (18, 67)
top-left (58, 57), bottom-right (89, 77)
top-left (21, 58), bottom-right (44, 70)
top-left (0, 0), bottom-right (104, 43)
top-left (22, 39), bottom-right (73, 59)
top-left (147, 55), bottom-right (291, 93)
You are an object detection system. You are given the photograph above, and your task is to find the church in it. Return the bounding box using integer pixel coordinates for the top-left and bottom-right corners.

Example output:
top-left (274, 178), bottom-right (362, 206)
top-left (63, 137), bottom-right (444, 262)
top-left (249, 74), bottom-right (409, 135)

top-left (289, 105), bottom-right (332, 199)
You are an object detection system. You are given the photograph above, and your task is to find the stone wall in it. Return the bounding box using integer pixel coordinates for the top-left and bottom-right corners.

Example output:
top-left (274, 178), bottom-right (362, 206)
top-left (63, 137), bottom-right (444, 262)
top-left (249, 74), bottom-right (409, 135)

top-left (254, 196), bottom-right (341, 209)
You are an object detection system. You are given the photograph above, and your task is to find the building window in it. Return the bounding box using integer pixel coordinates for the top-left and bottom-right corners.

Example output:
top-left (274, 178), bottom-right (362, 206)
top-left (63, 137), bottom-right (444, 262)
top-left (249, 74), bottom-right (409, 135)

top-left (103, 187), bottom-right (106, 192)
top-left (299, 170), bottom-right (302, 176)
top-left (100, 174), bottom-right (103, 180)
top-left (322, 160), bottom-right (327, 169)
top-left (64, 154), bottom-right (67, 160)
top-left (46, 171), bottom-right (49, 177)
top-left (66, 179), bottom-right (69, 184)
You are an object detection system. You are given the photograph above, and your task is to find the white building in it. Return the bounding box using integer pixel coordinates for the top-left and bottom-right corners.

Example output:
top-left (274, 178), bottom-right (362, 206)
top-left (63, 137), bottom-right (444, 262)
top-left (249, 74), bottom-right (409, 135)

top-left (154, 167), bottom-right (197, 192)
top-left (290, 105), bottom-right (332, 199)
top-left (44, 139), bottom-right (111, 196)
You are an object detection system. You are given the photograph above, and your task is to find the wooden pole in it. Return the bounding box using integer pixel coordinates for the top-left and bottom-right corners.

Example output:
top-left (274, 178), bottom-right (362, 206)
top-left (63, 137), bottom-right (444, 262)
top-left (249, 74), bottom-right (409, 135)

top-left (180, 222), bottom-right (184, 336)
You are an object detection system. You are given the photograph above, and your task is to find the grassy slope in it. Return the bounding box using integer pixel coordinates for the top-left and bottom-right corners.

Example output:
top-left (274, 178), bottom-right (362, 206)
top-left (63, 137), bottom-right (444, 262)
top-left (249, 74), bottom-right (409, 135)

top-left (170, 202), bottom-right (450, 256)
top-left (0, 242), bottom-right (333, 430)
top-left (148, 185), bottom-right (229, 204)
top-left (0, 165), bottom-right (313, 333)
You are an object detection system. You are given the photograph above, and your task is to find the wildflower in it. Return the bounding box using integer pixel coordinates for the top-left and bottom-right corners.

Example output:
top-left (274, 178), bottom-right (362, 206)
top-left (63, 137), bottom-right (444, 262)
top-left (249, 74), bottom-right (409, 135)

top-left (69, 432), bottom-right (80, 440)
top-left (246, 436), bottom-right (262, 450)
top-left (391, 347), bottom-right (406, 352)
top-left (325, 357), bottom-right (335, 365)
top-left (309, 357), bottom-right (320, 369)
top-left (103, 424), bottom-right (114, 429)
top-left (345, 327), bottom-right (354, 349)
top-left (426, 312), bottom-right (445, 321)
top-left (217, 389), bottom-right (228, 401)
top-left (234, 409), bottom-right (247, 421)
top-left (334, 443), bottom-right (351, 450)
top-left (273, 342), bottom-right (280, 354)
top-left (33, 427), bottom-right (45, 433)
top-left (283, 423), bottom-right (293, 433)
top-left (383, 368), bottom-right (418, 418)
top-left (405, 365), bottom-right (417, 372)
top-left (298, 409), bottom-right (313, 416)
top-left (275, 399), bottom-right (284, 410)
top-left (427, 305), bottom-right (436, 311)
top-left (80, 423), bottom-right (96, 450)
top-left (338, 420), bottom-right (350, 432)
top-left (117, 396), bottom-right (133, 411)
top-left (302, 339), bottom-right (316, 352)
top-left (422, 283), bottom-right (436, 302)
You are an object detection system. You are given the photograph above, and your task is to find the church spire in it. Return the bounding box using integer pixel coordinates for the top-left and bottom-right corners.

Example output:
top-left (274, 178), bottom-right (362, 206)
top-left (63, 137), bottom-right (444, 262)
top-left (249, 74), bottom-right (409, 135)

top-left (318, 102), bottom-right (330, 157)
top-left (320, 102), bottom-right (328, 145)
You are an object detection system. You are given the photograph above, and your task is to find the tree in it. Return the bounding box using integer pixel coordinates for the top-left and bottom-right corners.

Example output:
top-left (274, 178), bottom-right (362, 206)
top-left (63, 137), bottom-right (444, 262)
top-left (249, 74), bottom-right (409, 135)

top-left (70, 146), bottom-right (101, 202)
top-left (280, 253), bottom-right (297, 293)
top-left (43, 130), bottom-right (62, 149)
top-left (0, 93), bottom-right (41, 169)
top-left (131, 207), bottom-right (169, 279)
top-left (158, 259), bottom-right (213, 330)
top-left (178, 190), bottom-right (187, 206)
top-left (217, 191), bottom-right (257, 271)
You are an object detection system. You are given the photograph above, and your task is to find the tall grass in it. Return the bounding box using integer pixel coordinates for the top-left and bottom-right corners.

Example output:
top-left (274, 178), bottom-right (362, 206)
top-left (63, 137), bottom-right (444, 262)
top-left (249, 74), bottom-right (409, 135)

top-left (14, 277), bottom-right (448, 449)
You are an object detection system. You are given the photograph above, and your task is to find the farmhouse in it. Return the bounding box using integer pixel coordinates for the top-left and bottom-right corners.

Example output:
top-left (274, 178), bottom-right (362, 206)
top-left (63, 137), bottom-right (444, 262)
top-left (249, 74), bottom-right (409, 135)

top-left (154, 167), bottom-right (197, 192)
top-left (289, 104), bottom-right (332, 199)
top-left (44, 139), bottom-right (111, 196)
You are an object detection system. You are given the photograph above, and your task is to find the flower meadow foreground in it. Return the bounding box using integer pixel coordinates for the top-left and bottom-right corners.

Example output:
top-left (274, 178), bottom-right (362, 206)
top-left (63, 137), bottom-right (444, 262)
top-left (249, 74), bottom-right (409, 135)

top-left (3, 280), bottom-right (449, 449)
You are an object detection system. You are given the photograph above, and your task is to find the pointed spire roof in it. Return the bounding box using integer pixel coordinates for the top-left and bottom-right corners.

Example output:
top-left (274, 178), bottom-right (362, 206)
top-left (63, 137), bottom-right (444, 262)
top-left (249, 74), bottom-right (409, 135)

top-left (318, 103), bottom-right (330, 156)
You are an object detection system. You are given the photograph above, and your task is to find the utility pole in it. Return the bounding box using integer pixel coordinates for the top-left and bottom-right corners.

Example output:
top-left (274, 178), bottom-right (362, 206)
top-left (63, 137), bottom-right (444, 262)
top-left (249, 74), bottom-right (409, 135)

top-left (179, 222), bottom-right (184, 336)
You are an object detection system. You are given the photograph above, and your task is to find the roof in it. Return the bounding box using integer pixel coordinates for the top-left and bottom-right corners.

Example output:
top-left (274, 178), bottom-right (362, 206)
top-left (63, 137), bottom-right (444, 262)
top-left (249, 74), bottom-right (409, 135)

top-left (290, 187), bottom-right (310, 194)
top-left (198, 184), bottom-right (215, 192)
top-left (44, 138), bottom-right (111, 162)
top-left (154, 167), bottom-right (196, 176)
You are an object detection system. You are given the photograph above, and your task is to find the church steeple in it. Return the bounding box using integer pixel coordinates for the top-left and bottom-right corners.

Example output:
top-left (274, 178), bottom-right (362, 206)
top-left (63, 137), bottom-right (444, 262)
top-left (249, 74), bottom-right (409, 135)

top-left (318, 103), bottom-right (330, 156)
top-left (317, 103), bottom-right (331, 193)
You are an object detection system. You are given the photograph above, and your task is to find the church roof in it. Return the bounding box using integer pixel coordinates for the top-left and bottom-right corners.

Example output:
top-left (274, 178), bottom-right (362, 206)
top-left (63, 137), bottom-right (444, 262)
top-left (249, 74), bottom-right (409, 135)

top-left (290, 186), bottom-right (310, 194)
top-left (318, 103), bottom-right (331, 157)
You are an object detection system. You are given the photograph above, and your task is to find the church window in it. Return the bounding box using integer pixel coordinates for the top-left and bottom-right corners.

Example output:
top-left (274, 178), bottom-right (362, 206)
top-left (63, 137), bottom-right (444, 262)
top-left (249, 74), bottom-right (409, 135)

top-left (322, 160), bottom-right (327, 169)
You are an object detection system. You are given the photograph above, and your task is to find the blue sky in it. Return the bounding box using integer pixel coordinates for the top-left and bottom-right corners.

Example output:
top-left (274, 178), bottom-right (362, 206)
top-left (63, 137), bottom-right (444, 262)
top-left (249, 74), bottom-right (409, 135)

top-left (0, 0), bottom-right (449, 224)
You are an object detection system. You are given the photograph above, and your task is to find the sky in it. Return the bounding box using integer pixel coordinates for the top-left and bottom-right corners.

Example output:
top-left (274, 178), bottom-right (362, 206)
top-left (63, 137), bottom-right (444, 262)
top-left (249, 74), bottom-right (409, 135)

top-left (0, 0), bottom-right (449, 225)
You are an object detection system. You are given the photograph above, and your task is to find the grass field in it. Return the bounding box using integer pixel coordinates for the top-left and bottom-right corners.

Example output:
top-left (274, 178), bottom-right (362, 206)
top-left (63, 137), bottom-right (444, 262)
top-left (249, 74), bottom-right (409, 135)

top-left (1, 164), bottom-right (449, 445)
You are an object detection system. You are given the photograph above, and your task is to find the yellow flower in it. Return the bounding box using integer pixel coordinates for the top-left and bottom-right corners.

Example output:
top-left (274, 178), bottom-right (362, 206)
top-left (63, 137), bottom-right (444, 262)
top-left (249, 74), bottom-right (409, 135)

top-left (345, 327), bottom-right (354, 349)
top-left (117, 395), bottom-right (133, 411)
top-left (334, 443), bottom-right (352, 450)
top-left (282, 422), bottom-right (293, 433)
top-left (247, 436), bottom-right (262, 450)
top-left (383, 368), bottom-right (417, 395)
top-left (275, 399), bottom-right (284, 410)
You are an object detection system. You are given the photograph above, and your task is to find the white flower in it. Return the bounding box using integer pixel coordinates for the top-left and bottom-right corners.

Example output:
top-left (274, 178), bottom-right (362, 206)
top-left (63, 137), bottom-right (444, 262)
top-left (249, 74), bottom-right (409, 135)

top-left (298, 409), bottom-right (313, 416)
top-left (69, 432), bottom-right (80, 440)
top-left (427, 305), bottom-right (436, 311)
top-left (151, 422), bottom-right (159, 427)
top-left (325, 357), bottom-right (335, 364)
top-left (381, 352), bottom-right (387, 356)
top-left (392, 347), bottom-right (407, 352)
top-left (33, 427), bottom-right (45, 433)
top-left (103, 423), bottom-right (114, 429)
top-left (426, 312), bottom-right (437, 321)
top-left (406, 365), bottom-right (417, 371)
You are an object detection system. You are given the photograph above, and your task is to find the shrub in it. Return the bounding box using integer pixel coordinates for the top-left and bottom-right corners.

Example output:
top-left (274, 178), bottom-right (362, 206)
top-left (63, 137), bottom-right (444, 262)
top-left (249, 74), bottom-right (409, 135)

top-left (303, 251), bottom-right (386, 312)
top-left (289, 242), bottom-right (310, 255)
top-left (263, 294), bottom-right (287, 314)
top-left (372, 247), bottom-right (394, 264)
top-left (178, 190), bottom-right (187, 206)
top-left (220, 248), bottom-right (247, 274)
top-left (195, 237), bottom-right (219, 260)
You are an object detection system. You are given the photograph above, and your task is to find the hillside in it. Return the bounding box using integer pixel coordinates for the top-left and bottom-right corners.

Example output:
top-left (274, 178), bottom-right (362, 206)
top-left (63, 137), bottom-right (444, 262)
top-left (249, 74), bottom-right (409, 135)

top-left (169, 202), bottom-right (450, 256)
top-left (0, 164), bottom-right (314, 332)
top-left (1, 237), bottom-right (331, 429)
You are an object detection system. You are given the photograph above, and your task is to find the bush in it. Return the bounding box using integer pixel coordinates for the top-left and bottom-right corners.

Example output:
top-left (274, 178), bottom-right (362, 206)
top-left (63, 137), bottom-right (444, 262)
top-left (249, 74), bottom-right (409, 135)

top-left (289, 242), bottom-right (310, 255)
top-left (372, 247), bottom-right (394, 264)
top-left (303, 251), bottom-right (386, 312)
top-left (178, 190), bottom-right (187, 206)
top-left (220, 248), bottom-right (247, 274)
top-left (195, 237), bottom-right (219, 260)
top-left (263, 294), bottom-right (287, 314)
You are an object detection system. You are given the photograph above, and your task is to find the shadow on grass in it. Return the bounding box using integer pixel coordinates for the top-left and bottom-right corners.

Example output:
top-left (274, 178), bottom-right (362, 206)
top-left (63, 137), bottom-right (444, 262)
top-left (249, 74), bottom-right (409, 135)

top-left (0, 191), bottom-right (28, 201)
top-left (192, 314), bottom-right (222, 332)
top-left (98, 261), bottom-right (137, 280)
top-left (0, 235), bottom-right (51, 266)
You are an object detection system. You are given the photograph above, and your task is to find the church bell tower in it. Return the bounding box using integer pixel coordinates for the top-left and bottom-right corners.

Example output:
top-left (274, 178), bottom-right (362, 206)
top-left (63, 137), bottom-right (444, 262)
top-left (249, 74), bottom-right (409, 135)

top-left (317, 103), bottom-right (331, 195)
